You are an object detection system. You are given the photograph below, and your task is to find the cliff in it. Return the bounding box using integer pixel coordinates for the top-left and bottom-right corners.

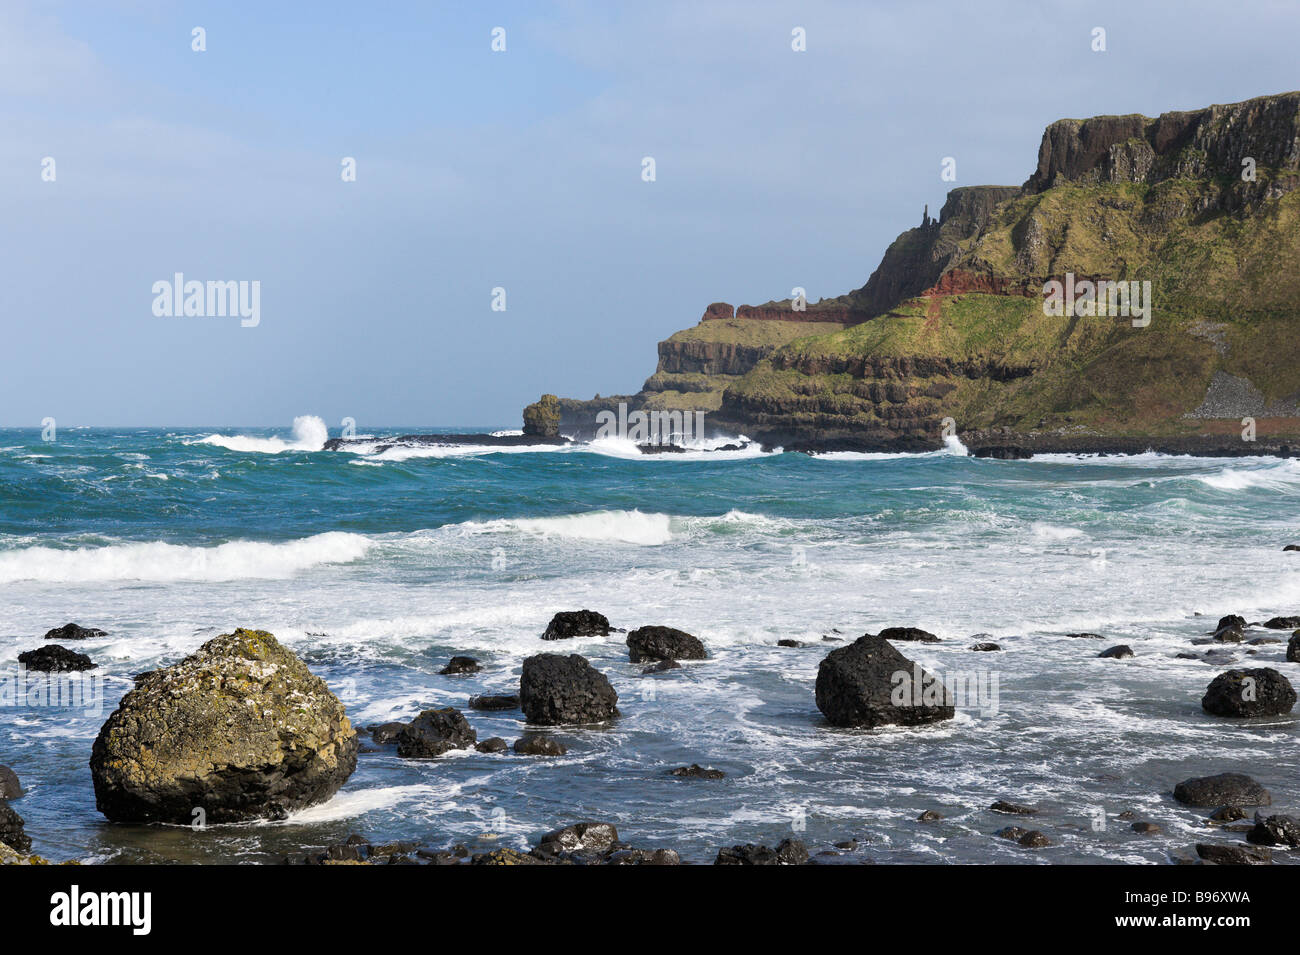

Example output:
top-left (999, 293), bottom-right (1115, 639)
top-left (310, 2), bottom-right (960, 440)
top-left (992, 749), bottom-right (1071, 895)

top-left (546, 92), bottom-right (1300, 453)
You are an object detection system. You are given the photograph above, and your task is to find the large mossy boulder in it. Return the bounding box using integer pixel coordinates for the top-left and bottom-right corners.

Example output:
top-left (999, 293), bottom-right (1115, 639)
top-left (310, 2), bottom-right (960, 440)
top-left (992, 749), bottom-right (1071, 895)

top-left (90, 628), bottom-right (358, 823)
top-left (519, 653), bottom-right (619, 725)
top-left (522, 394), bottom-right (561, 437)
top-left (815, 634), bottom-right (955, 728)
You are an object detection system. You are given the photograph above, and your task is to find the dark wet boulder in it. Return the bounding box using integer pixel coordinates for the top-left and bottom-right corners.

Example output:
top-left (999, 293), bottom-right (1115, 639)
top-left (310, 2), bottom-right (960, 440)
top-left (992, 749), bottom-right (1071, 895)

top-left (1246, 812), bottom-right (1300, 847)
top-left (917, 810), bottom-right (943, 822)
top-left (991, 800), bottom-right (1039, 815)
top-left (468, 693), bottom-right (519, 710)
top-left (90, 629), bottom-right (357, 823)
top-left (669, 764), bottom-right (725, 779)
top-left (877, 626), bottom-right (940, 643)
top-left (0, 766), bottom-right (20, 800)
top-left (994, 826), bottom-right (1028, 841)
top-left (19, 644), bottom-right (96, 672)
top-left (1212, 625), bottom-right (1244, 643)
top-left (1216, 615), bottom-right (1247, 632)
top-left (777, 639), bottom-right (806, 648)
top-left (519, 653), bottom-right (619, 724)
top-left (396, 708), bottom-right (476, 758)
top-left (1131, 822), bottom-right (1161, 834)
top-left (607, 848), bottom-right (681, 865)
top-left (1288, 632), bottom-right (1300, 663)
top-left (536, 822), bottom-right (619, 857)
top-left (1098, 645), bottom-right (1134, 659)
top-left (1018, 830), bottom-right (1050, 848)
top-left (970, 641), bottom-right (1001, 651)
top-left (715, 838), bottom-right (808, 865)
top-left (1201, 668), bottom-right (1296, 717)
top-left (1175, 652), bottom-right (1201, 660)
top-left (1208, 806), bottom-right (1248, 823)
top-left (514, 735), bottom-right (567, 756)
top-left (641, 659), bottom-right (681, 674)
top-left (473, 847), bottom-right (547, 865)
top-left (1285, 545), bottom-right (1300, 552)
top-left (815, 634), bottom-right (954, 728)
top-left (1173, 772), bottom-right (1271, 807)
top-left (0, 801), bottom-right (31, 852)
top-left (1195, 843), bottom-right (1272, 865)
top-left (542, 610), bottom-right (612, 640)
top-left (474, 737), bottom-right (508, 753)
top-left (44, 623), bottom-right (107, 641)
top-left (1067, 632), bottom-right (1104, 639)
top-left (626, 626), bottom-right (706, 663)
top-left (438, 655), bottom-right (481, 675)
top-left (1247, 636), bottom-right (1281, 645)
top-left (1263, 615), bottom-right (1300, 629)
top-left (368, 722), bottom-right (407, 744)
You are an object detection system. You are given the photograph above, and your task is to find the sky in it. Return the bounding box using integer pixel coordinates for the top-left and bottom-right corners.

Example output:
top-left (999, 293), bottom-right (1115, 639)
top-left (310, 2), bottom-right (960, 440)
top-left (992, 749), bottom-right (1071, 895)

top-left (2, 0), bottom-right (1299, 428)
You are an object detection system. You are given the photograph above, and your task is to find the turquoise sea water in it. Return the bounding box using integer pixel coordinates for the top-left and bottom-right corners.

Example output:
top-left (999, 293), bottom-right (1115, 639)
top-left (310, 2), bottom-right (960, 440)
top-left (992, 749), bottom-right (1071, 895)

top-left (1, 419), bottom-right (1298, 863)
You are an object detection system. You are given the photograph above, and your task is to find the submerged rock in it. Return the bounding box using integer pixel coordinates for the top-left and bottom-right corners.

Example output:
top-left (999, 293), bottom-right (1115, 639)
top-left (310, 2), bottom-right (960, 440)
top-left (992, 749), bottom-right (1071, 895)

top-left (1262, 615), bottom-right (1300, 629)
top-left (815, 634), bottom-right (955, 728)
top-left (1195, 843), bottom-right (1272, 865)
top-left (396, 708), bottom-right (476, 758)
top-left (514, 735), bottom-right (567, 756)
top-left (969, 641), bottom-right (1001, 652)
top-left (43, 623), bottom-right (107, 641)
top-left (1173, 772), bottom-right (1271, 807)
top-left (1018, 830), bottom-right (1051, 848)
top-left (1201, 668), bottom-right (1296, 717)
top-left (475, 737), bottom-right (508, 754)
top-left (777, 639), bottom-right (806, 648)
top-left (1131, 821), bottom-right (1161, 834)
top-left (917, 810), bottom-right (943, 822)
top-left (90, 628), bottom-right (357, 823)
top-left (468, 693), bottom-right (520, 710)
top-left (626, 626), bottom-right (707, 663)
top-left (438, 655), bottom-right (481, 675)
top-left (1067, 632), bottom-right (1104, 639)
top-left (669, 764), bottom-right (725, 779)
top-left (1216, 614), bottom-right (1247, 632)
top-left (542, 610), bottom-right (611, 640)
top-left (1212, 625), bottom-right (1245, 643)
top-left (1208, 806), bottom-right (1248, 822)
top-left (991, 800), bottom-right (1039, 816)
top-left (641, 659), bottom-right (681, 674)
top-left (1098, 644), bottom-right (1134, 659)
top-left (715, 838), bottom-right (808, 865)
top-left (519, 654), bottom-right (619, 724)
top-left (18, 645), bottom-right (96, 672)
top-left (368, 722), bottom-right (407, 744)
top-left (1246, 813), bottom-right (1300, 847)
top-left (877, 626), bottom-right (940, 643)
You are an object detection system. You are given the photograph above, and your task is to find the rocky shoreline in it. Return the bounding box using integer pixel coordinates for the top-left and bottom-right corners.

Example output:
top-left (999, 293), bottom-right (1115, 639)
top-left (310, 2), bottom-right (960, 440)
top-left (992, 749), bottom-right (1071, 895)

top-left (4, 605), bottom-right (1299, 866)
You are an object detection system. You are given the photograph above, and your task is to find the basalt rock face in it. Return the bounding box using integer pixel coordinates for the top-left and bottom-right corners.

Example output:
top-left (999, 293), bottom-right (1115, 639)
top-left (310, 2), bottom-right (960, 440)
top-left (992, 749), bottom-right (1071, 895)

top-left (519, 653), bottom-right (619, 725)
top-left (90, 628), bottom-right (358, 823)
top-left (550, 93), bottom-right (1300, 453)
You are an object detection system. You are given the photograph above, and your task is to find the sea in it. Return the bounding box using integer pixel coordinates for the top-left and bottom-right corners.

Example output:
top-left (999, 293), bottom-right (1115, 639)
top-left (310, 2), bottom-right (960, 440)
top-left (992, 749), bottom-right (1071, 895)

top-left (1, 415), bottom-right (1297, 864)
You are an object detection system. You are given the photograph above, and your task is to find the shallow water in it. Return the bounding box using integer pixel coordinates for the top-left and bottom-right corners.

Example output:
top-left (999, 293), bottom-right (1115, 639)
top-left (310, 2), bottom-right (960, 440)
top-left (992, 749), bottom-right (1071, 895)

top-left (1, 420), bottom-right (1297, 863)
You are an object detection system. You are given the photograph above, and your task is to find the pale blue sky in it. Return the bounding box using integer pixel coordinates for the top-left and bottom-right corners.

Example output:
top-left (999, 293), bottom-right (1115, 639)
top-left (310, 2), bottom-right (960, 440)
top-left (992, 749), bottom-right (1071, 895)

top-left (3, 0), bottom-right (1297, 427)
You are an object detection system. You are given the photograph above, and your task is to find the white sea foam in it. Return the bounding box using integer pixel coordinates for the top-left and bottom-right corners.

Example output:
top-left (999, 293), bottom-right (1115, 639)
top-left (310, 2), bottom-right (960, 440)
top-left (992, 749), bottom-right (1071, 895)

top-left (193, 415), bottom-right (329, 453)
top-left (0, 531), bottom-right (371, 583)
top-left (459, 509), bottom-right (674, 545)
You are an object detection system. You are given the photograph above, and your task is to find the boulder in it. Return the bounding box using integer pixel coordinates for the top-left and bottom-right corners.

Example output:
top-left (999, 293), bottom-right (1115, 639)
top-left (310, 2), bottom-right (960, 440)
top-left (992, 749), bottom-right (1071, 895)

top-left (607, 848), bottom-right (681, 865)
top-left (1208, 806), bottom-right (1248, 822)
top-left (1262, 615), bottom-right (1300, 629)
top-left (626, 626), bottom-right (707, 663)
top-left (0, 766), bottom-right (20, 800)
top-left (669, 764), bottom-right (725, 779)
top-left (536, 822), bottom-right (619, 857)
top-left (395, 708), bottom-right (476, 758)
top-left (468, 693), bottom-right (519, 710)
top-left (1098, 645), bottom-right (1134, 659)
top-left (1201, 668), bottom-right (1296, 717)
top-left (438, 655), bottom-right (481, 675)
top-left (1246, 813), bottom-right (1300, 847)
top-left (715, 838), bottom-right (808, 865)
top-left (0, 801), bottom-right (31, 853)
top-left (917, 810), bottom-right (943, 822)
top-left (542, 610), bottom-right (611, 640)
top-left (368, 722), bottom-right (407, 744)
top-left (777, 639), bottom-right (806, 648)
top-left (1173, 772), bottom-right (1271, 807)
top-left (815, 634), bottom-right (954, 728)
top-left (18, 645), bottom-right (95, 672)
top-left (1131, 822), bottom-right (1161, 834)
top-left (519, 654), bottom-right (619, 724)
top-left (1288, 632), bottom-right (1300, 663)
top-left (994, 826), bottom-right (1028, 841)
top-left (1195, 843), bottom-right (1272, 865)
top-left (1067, 632), bottom-right (1104, 639)
top-left (641, 660), bottom-right (681, 674)
top-left (1018, 830), bottom-right (1050, 848)
top-left (991, 800), bottom-right (1039, 815)
top-left (1212, 625), bottom-right (1244, 643)
top-left (877, 626), bottom-right (940, 643)
top-left (969, 642), bottom-right (1001, 652)
top-left (1285, 545), bottom-right (1300, 552)
top-left (44, 623), bottom-right (107, 641)
top-left (90, 628), bottom-right (357, 823)
top-left (475, 737), bottom-right (508, 754)
top-left (1216, 615), bottom-right (1247, 632)
top-left (514, 735), bottom-right (567, 756)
